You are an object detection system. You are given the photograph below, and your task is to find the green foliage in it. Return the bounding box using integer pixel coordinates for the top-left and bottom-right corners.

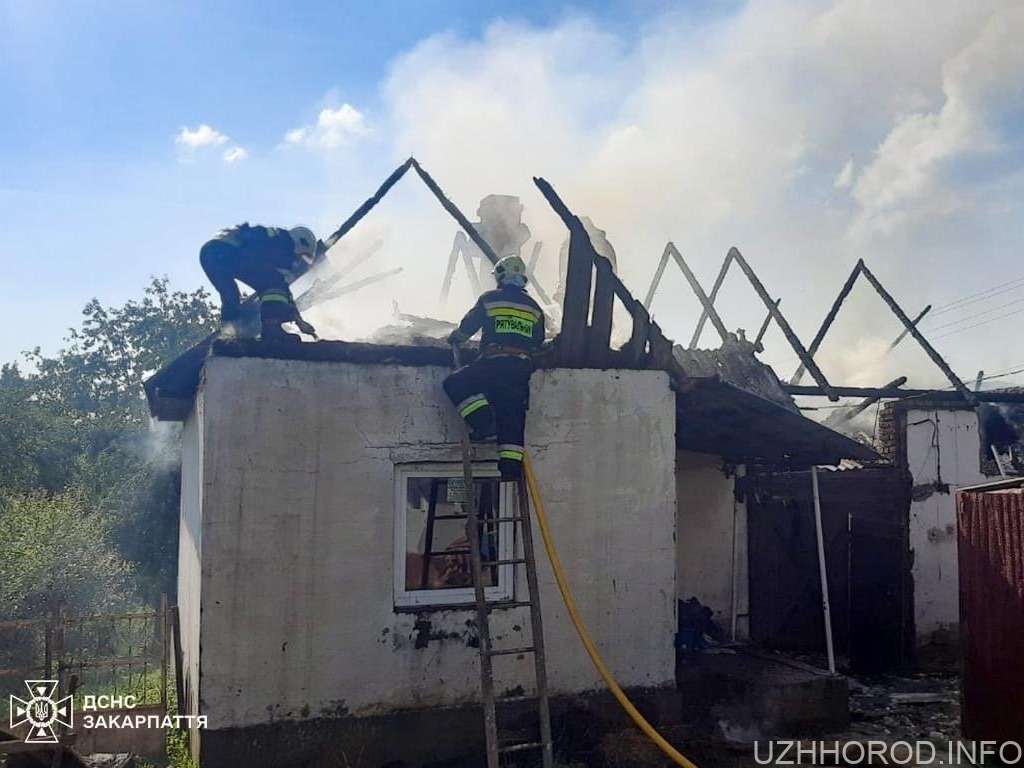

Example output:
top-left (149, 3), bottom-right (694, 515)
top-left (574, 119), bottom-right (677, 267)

top-left (23, 276), bottom-right (218, 422)
top-left (167, 728), bottom-right (198, 768)
top-left (0, 276), bottom-right (218, 611)
top-left (0, 490), bottom-right (134, 620)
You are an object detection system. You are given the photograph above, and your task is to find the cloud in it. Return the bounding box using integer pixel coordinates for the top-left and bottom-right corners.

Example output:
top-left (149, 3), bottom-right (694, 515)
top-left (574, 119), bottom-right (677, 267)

top-left (848, 3), bottom-right (1024, 237)
top-left (295, 1), bottom-right (1024, 393)
top-left (285, 104), bottom-right (369, 149)
top-left (175, 124), bottom-right (228, 149)
top-left (834, 158), bottom-right (854, 189)
top-left (174, 124), bottom-right (235, 162)
top-left (222, 146), bottom-right (248, 164)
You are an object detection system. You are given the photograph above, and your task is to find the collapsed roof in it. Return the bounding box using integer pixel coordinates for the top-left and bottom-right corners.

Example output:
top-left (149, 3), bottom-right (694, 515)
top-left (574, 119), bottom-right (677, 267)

top-left (144, 159), bottom-right (877, 468)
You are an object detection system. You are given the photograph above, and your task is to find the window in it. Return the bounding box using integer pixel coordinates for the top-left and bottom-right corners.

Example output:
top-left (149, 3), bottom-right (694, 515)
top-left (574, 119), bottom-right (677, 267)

top-left (394, 464), bottom-right (515, 607)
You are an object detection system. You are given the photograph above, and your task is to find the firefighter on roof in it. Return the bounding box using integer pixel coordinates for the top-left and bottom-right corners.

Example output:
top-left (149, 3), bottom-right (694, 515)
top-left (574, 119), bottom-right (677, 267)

top-left (444, 254), bottom-right (546, 481)
top-left (199, 223), bottom-right (322, 341)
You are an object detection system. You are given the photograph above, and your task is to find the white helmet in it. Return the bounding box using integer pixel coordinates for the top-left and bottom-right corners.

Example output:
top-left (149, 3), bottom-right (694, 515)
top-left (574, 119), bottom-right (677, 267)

top-left (289, 226), bottom-right (318, 265)
top-left (493, 254), bottom-right (528, 285)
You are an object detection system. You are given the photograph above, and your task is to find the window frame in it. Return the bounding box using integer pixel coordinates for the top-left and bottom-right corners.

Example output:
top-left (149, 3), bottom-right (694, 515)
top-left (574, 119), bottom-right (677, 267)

top-left (393, 463), bottom-right (516, 608)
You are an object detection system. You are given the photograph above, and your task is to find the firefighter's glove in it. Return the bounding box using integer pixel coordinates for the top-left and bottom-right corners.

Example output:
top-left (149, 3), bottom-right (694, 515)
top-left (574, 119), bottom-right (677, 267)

top-left (295, 317), bottom-right (318, 339)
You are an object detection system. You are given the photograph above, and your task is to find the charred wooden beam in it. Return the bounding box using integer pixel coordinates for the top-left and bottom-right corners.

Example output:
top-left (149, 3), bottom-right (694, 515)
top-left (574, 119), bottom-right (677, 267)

top-left (410, 159), bottom-right (500, 265)
top-left (297, 267), bottom-right (404, 309)
top-left (534, 178), bottom-right (592, 364)
top-left (858, 262), bottom-right (976, 405)
top-left (728, 248), bottom-right (838, 400)
top-left (784, 384), bottom-right (1024, 403)
top-left (791, 260), bottom-right (862, 385)
top-left (834, 376), bottom-right (908, 424)
top-left (886, 304), bottom-right (931, 353)
top-left (643, 244), bottom-right (672, 310)
top-left (323, 159), bottom-right (413, 250)
top-left (587, 257), bottom-right (615, 364)
top-left (440, 232), bottom-right (468, 301)
top-left (754, 298), bottom-right (780, 351)
top-left (659, 243), bottom-right (730, 347)
top-left (689, 250), bottom-right (735, 349)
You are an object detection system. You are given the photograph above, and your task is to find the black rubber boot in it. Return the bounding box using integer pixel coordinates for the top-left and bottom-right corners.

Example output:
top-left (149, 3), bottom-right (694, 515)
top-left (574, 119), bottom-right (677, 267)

top-left (260, 298), bottom-right (301, 343)
top-left (260, 319), bottom-right (300, 343)
top-left (466, 407), bottom-right (497, 441)
top-left (498, 457), bottom-right (522, 481)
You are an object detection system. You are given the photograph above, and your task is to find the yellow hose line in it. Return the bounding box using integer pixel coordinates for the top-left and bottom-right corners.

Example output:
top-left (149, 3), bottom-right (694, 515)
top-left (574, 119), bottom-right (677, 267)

top-left (523, 452), bottom-right (700, 768)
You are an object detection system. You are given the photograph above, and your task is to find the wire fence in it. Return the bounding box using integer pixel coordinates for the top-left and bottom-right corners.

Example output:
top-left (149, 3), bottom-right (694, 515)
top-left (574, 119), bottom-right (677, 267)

top-left (0, 597), bottom-right (168, 721)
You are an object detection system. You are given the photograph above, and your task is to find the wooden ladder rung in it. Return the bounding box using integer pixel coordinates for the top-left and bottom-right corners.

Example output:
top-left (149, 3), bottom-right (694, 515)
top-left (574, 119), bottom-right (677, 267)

top-left (487, 646), bottom-right (536, 657)
top-left (481, 558), bottom-right (529, 567)
top-left (499, 741), bottom-right (544, 754)
top-left (496, 694), bottom-right (536, 704)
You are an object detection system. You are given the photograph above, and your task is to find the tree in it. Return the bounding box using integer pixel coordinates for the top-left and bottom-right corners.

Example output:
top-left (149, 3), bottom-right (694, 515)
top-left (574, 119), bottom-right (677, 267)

top-left (24, 276), bottom-right (217, 422)
top-left (0, 490), bottom-right (134, 621)
top-left (0, 277), bottom-right (218, 609)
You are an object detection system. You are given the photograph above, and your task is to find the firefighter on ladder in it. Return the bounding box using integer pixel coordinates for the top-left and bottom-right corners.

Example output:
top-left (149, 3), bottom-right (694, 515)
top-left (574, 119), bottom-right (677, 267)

top-left (199, 223), bottom-right (322, 341)
top-left (444, 254), bottom-right (546, 481)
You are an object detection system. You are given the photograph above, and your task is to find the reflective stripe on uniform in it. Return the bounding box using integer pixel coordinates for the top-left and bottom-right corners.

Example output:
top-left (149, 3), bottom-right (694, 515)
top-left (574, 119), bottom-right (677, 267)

top-left (483, 301), bottom-right (541, 321)
top-left (498, 444), bottom-right (524, 462)
top-left (259, 289), bottom-right (293, 305)
top-left (458, 394), bottom-right (490, 418)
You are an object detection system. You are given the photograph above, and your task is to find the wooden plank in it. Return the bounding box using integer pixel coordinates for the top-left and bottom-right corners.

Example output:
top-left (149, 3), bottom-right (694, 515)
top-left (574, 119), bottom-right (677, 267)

top-left (410, 160), bottom-right (499, 266)
top-left (791, 260), bottom-right (862, 385)
top-left (784, 384), bottom-right (1024, 402)
top-left (729, 248), bottom-right (838, 400)
top-left (642, 243), bottom-right (672, 310)
top-left (859, 262), bottom-right (976, 405)
top-left (689, 250), bottom-right (735, 349)
top-left (665, 243), bottom-right (730, 347)
top-left (586, 258), bottom-right (615, 365)
top-left (322, 159), bottom-right (413, 250)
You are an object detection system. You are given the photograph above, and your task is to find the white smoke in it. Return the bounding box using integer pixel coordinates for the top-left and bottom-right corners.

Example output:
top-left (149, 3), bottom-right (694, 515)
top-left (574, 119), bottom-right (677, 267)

top-left (297, 1), bottom-right (1024, 393)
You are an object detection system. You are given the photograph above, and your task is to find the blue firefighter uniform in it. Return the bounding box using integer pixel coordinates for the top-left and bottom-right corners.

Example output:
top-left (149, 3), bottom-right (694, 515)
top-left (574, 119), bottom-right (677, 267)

top-left (443, 282), bottom-right (546, 480)
top-left (198, 223), bottom-right (314, 340)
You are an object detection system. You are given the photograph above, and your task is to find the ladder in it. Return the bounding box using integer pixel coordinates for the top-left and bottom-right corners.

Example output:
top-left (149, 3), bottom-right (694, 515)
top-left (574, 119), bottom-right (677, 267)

top-left (453, 409), bottom-right (554, 767)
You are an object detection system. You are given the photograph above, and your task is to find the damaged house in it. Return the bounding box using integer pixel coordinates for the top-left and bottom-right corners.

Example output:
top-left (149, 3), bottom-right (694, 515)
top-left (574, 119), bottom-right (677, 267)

top-left (145, 167), bottom-right (877, 767)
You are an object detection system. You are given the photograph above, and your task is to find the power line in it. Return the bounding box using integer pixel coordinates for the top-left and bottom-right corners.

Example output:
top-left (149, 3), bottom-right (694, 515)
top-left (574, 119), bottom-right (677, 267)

top-left (928, 275), bottom-right (1024, 317)
top-left (930, 306), bottom-right (1024, 340)
top-left (922, 295), bottom-right (1024, 332)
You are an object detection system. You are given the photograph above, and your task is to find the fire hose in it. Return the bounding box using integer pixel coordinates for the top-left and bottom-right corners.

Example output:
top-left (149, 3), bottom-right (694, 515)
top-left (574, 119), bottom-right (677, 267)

top-left (522, 451), bottom-right (700, 768)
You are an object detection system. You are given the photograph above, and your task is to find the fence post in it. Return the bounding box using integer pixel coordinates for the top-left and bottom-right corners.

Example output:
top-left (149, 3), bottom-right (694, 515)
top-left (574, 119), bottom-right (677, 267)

top-left (161, 594), bottom-right (169, 711)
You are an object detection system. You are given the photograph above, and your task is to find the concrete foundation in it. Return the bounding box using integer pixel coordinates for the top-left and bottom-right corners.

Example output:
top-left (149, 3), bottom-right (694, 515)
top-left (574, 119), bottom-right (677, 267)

top-left (676, 650), bottom-right (849, 738)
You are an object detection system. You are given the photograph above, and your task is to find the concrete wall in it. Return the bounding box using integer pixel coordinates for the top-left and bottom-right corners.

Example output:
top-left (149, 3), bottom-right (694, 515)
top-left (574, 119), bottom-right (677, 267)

top-left (675, 452), bottom-right (748, 639)
top-left (177, 399), bottom-right (203, 757)
top-left (181, 359), bottom-right (676, 734)
top-left (905, 408), bottom-right (985, 645)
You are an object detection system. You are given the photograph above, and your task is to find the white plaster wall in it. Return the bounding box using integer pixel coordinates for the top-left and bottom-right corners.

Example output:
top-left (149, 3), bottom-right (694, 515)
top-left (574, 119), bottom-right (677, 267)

top-left (675, 452), bottom-right (748, 639)
top-left (528, 370), bottom-right (677, 691)
top-left (177, 400), bottom-right (203, 723)
top-left (905, 408), bottom-right (985, 642)
top-left (193, 359), bottom-right (675, 729)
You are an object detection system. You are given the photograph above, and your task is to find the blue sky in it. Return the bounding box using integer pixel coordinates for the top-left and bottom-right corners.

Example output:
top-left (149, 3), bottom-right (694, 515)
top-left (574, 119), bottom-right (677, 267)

top-left (2, 0), bottom-right (1023, 396)
top-left (0, 0), bottom-right (697, 363)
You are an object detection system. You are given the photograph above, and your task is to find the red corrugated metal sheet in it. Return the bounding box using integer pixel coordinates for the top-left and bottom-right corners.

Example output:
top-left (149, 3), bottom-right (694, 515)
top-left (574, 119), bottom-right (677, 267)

top-left (957, 486), bottom-right (1024, 742)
